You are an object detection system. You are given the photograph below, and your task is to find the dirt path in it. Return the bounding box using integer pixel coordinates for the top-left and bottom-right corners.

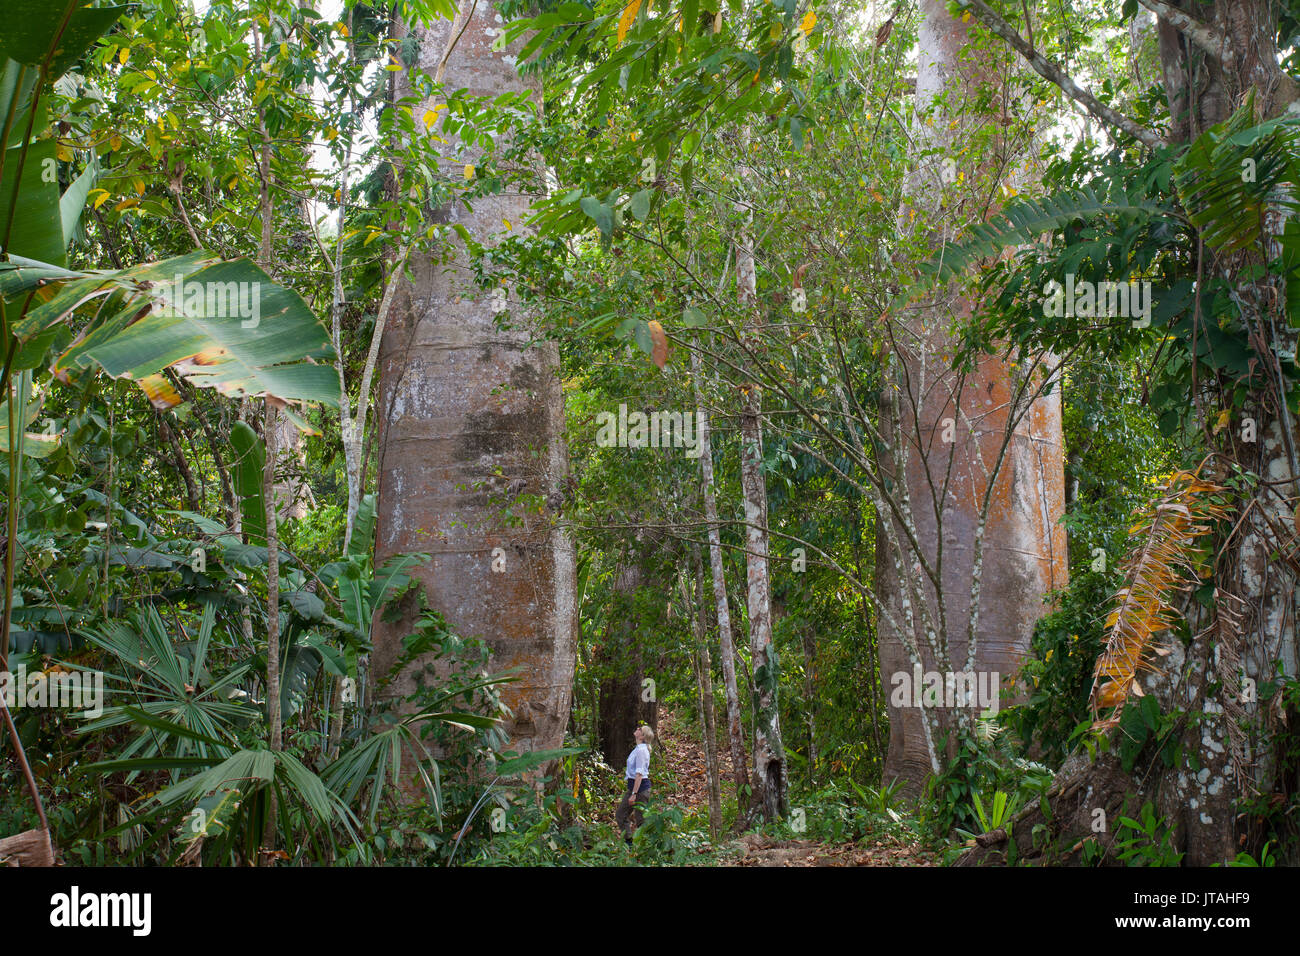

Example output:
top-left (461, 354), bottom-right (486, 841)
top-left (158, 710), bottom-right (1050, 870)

top-left (654, 709), bottom-right (938, 866)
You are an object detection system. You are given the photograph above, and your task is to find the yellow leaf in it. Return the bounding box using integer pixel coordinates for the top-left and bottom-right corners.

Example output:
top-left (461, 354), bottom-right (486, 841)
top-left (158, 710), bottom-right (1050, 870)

top-left (279, 42), bottom-right (289, 58)
top-left (109, 134), bottom-right (122, 152)
top-left (1212, 408), bottom-right (1231, 434)
top-left (423, 109), bottom-right (439, 129)
top-left (55, 143), bottom-right (73, 162)
top-left (139, 374), bottom-right (181, 410)
top-left (464, 164), bottom-right (475, 180)
top-left (113, 198), bottom-right (138, 212)
top-left (800, 11), bottom-right (816, 34)
top-left (91, 189), bottom-right (110, 210)
top-left (118, 47), bottom-right (130, 65)
top-left (503, 218), bottom-right (512, 230)
top-left (617, 0), bottom-right (643, 46)
top-left (363, 230), bottom-right (384, 246)
top-left (337, 21), bottom-right (350, 36)
top-left (962, 10), bottom-right (971, 21)
top-left (133, 178), bottom-right (145, 196)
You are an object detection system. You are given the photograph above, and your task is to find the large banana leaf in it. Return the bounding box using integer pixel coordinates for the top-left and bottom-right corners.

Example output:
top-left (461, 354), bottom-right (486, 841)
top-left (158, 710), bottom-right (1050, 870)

top-left (0, 2), bottom-right (128, 81)
top-left (0, 2), bottom-right (128, 264)
top-left (0, 137), bottom-right (64, 264)
top-left (0, 252), bottom-right (341, 409)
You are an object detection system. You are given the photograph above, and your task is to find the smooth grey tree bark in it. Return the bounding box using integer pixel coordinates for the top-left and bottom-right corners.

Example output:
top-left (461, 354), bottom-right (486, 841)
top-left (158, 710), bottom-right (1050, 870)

top-left (372, 4), bottom-right (577, 761)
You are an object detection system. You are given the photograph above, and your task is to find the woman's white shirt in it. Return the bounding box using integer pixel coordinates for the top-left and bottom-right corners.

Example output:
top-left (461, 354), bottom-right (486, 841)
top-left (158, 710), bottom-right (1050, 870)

top-left (625, 742), bottom-right (650, 780)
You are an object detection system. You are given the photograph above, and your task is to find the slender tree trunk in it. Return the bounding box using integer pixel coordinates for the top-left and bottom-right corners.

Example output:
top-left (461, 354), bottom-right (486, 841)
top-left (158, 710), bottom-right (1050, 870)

top-left (690, 346), bottom-right (749, 799)
top-left (735, 134), bottom-right (787, 820)
top-left (263, 405), bottom-right (283, 760)
top-left (372, 5), bottom-right (577, 762)
top-left (687, 550), bottom-right (722, 839)
top-left (252, 23), bottom-right (283, 855)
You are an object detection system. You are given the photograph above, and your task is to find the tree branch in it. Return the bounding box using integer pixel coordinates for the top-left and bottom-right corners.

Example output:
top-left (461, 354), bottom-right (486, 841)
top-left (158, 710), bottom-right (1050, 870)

top-left (957, 0), bottom-right (1164, 148)
top-left (1136, 0), bottom-right (1235, 70)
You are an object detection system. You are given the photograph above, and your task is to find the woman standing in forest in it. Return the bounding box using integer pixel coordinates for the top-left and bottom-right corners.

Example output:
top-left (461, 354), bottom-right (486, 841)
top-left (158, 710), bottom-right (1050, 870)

top-left (615, 725), bottom-right (653, 842)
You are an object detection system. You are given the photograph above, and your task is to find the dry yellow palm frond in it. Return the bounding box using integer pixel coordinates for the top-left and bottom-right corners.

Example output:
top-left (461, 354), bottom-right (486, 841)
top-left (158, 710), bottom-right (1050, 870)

top-left (1089, 469), bottom-right (1228, 730)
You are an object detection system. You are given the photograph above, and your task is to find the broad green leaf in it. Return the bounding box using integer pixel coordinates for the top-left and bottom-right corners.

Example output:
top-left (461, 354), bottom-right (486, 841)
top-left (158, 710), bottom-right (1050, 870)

top-left (629, 188), bottom-right (652, 222)
top-left (59, 156), bottom-right (98, 247)
top-left (580, 195), bottom-right (613, 236)
top-left (0, 139), bottom-right (64, 264)
top-left (14, 254), bottom-right (345, 408)
top-left (348, 492), bottom-right (377, 556)
top-left (0, 2), bottom-right (127, 81)
top-left (633, 318), bottom-right (652, 354)
top-left (229, 421), bottom-right (267, 546)
top-left (0, 59), bottom-right (43, 148)
top-left (181, 787), bottom-right (243, 844)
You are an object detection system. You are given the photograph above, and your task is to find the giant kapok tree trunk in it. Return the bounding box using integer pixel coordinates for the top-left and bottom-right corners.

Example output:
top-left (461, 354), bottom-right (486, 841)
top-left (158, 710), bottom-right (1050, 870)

top-left (371, 6), bottom-right (577, 760)
top-left (876, 0), bottom-right (1068, 795)
top-left (955, 0), bottom-right (1300, 865)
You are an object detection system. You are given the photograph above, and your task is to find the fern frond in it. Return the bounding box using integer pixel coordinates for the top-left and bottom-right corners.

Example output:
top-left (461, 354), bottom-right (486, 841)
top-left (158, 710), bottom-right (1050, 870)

top-left (1089, 469), bottom-right (1229, 731)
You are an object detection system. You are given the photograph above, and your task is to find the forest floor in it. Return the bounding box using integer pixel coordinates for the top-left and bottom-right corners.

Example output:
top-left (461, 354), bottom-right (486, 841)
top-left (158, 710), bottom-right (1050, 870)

top-left (652, 709), bottom-right (940, 866)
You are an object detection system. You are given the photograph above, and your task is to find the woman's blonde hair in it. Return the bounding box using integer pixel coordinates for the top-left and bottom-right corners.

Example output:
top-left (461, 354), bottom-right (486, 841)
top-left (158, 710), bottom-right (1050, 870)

top-left (639, 725), bottom-right (655, 748)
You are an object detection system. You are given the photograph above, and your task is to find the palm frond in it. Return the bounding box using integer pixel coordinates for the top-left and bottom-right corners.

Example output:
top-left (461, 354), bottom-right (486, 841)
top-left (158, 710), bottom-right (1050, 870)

top-left (1089, 469), bottom-right (1229, 730)
top-left (1173, 91), bottom-right (1300, 255)
top-left (912, 185), bottom-right (1172, 289)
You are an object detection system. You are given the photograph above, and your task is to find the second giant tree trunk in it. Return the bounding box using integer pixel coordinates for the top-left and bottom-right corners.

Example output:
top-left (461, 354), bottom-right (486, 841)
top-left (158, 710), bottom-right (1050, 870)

top-left (877, 0), bottom-right (1068, 794)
